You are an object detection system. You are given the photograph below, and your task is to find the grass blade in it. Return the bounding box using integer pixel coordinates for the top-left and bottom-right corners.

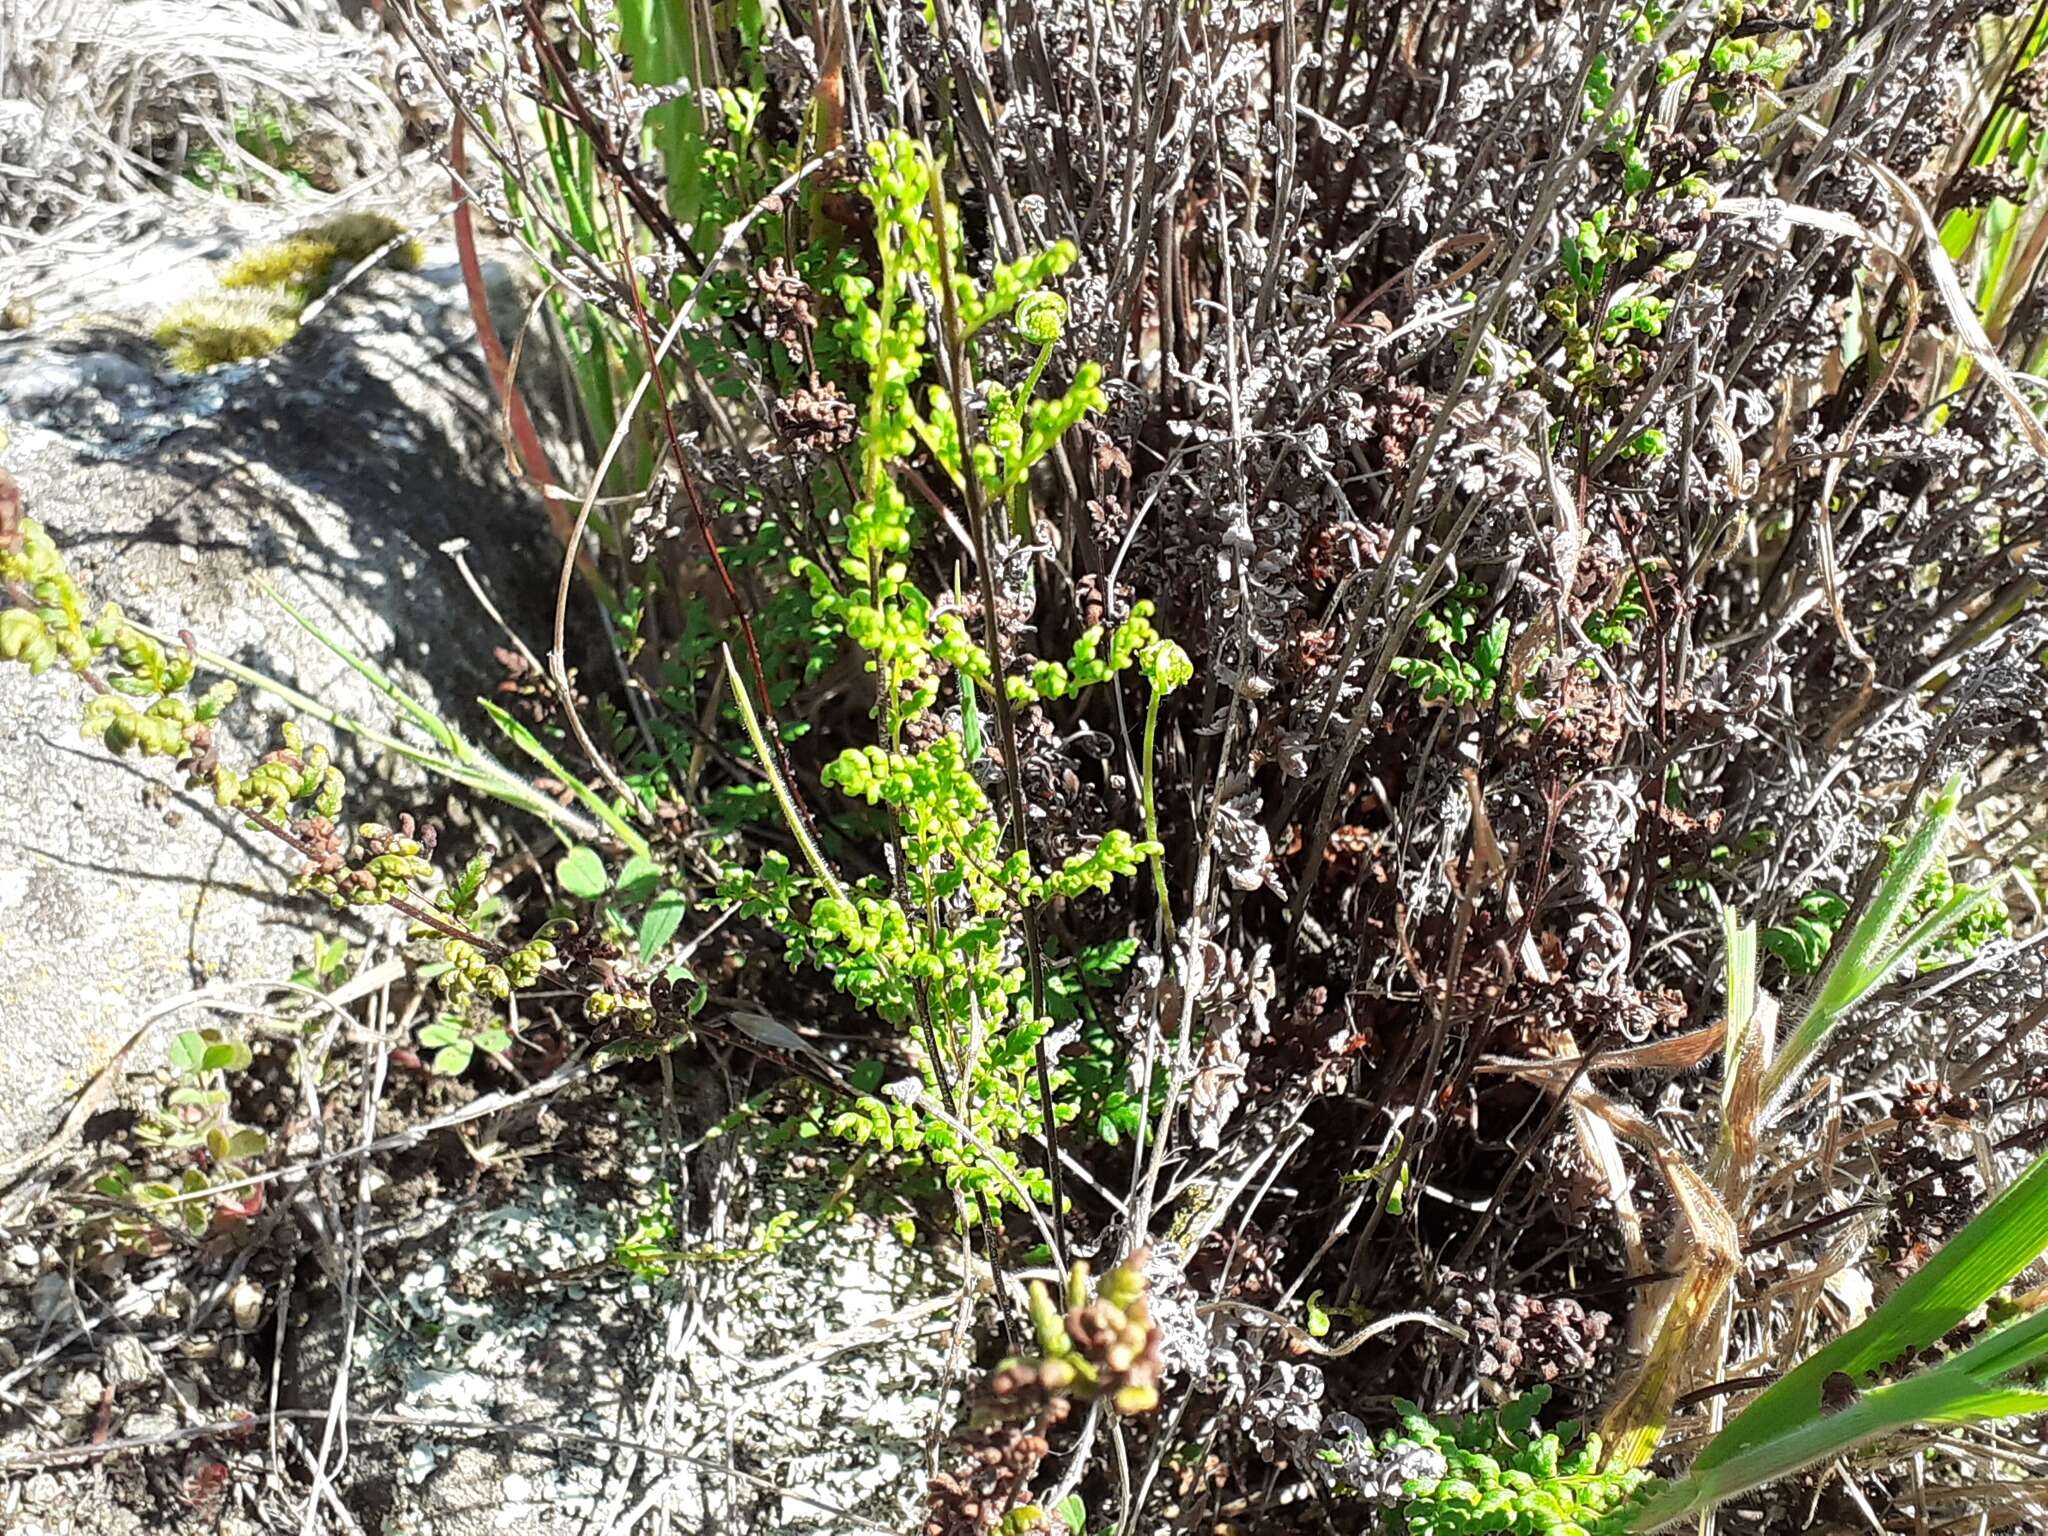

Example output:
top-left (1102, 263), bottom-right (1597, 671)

top-left (1869, 883), bottom-right (1997, 986)
top-left (1636, 1306), bottom-right (2048, 1529)
top-left (1719, 907), bottom-right (1761, 1119)
top-left (1764, 774), bottom-right (1963, 1112)
top-left (480, 698), bottom-right (651, 859)
top-left (1585, 1094), bottom-right (1742, 1468)
top-left (263, 581), bottom-right (469, 757)
top-left (137, 620), bottom-right (601, 840)
top-left (720, 645), bottom-right (845, 902)
top-left (1690, 1143), bottom-right (2048, 1478)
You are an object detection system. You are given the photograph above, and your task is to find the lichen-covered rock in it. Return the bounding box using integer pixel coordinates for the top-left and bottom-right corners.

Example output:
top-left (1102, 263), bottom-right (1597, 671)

top-left (284, 1081), bottom-right (960, 1535)
top-left (0, 233), bottom-right (556, 1161)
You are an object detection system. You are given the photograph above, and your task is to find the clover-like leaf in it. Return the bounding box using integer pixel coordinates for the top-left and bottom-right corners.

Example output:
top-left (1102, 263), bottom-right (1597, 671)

top-left (556, 845), bottom-right (609, 899)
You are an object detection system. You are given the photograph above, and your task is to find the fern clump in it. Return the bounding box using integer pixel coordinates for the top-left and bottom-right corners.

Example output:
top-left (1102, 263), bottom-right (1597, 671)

top-left (719, 133), bottom-right (1171, 1225)
top-left (1326, 1389), bottom-right (1653, 1536)
top-left (1, 506), bottom-right (553, 1005)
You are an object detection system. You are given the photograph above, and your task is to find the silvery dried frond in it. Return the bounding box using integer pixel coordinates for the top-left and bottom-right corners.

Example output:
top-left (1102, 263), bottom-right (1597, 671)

top-left (1566, 903), bottom-right (1632, 994)
top-left (1720, 256), bottom-right (1847, 382)
top-left (628, 464), bottom-right (682, 563)
top-left (1946, 615), bottom-right (2048, 746)
top-left (1118, 925), bottom-right (1266, 1058)
top-left (1454, 57), bottom-right (1515, 126)
top-left (1215, 790), bottom-right (1280, 895)
top-left (1186, 1027), bottom-right (1248, 1151)
top-left (1752, 784), bottom-right (1868, 923)
top-left (1208, 1333), bottom-right (1273, 1405)
top-left (1678, 643), bottom-right (1779, 749)
top-left (1318, 1412), bottom-right (1382, 1487)
top-left (1890, 943), bottom-right (2046, 1073)
top-left (762, 32), bottom-right (817, 119)
top-left (1848, 426), bottom-right (1974, 473)
top-left (1242, 1359), bottom-right (1326, 1461)
top-left (1180, 935), bottom-right (1275, 1148)
top-left (1141, 1243), bottom-right (1215, 1379)
top-left (1852, 696), bottom-right (1945, 790)
top-left (1216, 940), bottom-right (1276, 1042)
top-left (1114, 952), bottom-right (1167, 1051)
top-left (1556, 771), bottom-right (1640, 872)
top-left (1318, 1412), bottom-right (1448, 1502)
top-left (1400, 761), bottom-right (1477, 920)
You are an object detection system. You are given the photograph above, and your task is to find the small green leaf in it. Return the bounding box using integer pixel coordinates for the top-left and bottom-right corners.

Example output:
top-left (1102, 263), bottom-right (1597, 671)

top-left (1475, 614), bottom-right (1510, 701)
top-left (1078, 937), bottom-right (1139, 980)
top-left (482, 699), bottom-right (652, 858)
top-left (314, 933), bottom-right (350, 981)
top-left (638, 889), bottom-right (687, 963)
top-left (202, 1040), bottom-right (252, 1074)
top-left (448, 851), bottom-right (491, 911)
top-left (169, 1031), bottom-right (208, 1075)
top-left (615, 853), bottom-right (662, 903)
top-left (556, 846), bottom-right (609, 899)
top-left (226, 1127), bottom-right (268, 1160)
top-left (1763, 917), bottom-right (1833, 975)
top-left (1306, 1289), bottom-right (1332, 1339)
top-left (1624, 142), bottom-right (1652, 196)
top-left (418, 1019), bottom-right (464, 1049)
top-left (430, 1041), bottom-right (475, 1075)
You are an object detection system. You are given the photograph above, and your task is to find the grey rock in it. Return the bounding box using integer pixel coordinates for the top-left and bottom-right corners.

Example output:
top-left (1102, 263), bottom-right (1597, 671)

top-left (54, 1368), bottom-right (104, 1416)
top-left (0, 242), bottom-right (562, 1162)
top-left (100, 1332), bottom-right (152, 1389)
top-left (29, 1270), bottom-right (69, 1325)
top-left (306, 1078), bottom-right (957, 1536)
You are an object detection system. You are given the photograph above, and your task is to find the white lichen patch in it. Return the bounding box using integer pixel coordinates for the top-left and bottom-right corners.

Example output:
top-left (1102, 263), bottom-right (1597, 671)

top-left (360, 1172), bottom-right (638, 1424)
top-left (351, 1095), bottom-right (964, 1536)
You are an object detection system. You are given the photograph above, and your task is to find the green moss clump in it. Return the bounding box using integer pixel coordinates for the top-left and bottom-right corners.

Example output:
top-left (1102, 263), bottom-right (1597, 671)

top-left (219, 211), bottom-right (424, 303)
top-left (152, 292), bottom-right (301, 372)
top-left (157, 211), bottom-right (424, 373)
top-left (219, 237), bottom-right (347, 303)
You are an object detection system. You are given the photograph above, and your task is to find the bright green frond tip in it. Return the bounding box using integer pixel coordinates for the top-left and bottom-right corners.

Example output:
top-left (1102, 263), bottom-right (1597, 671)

top-left (1141, 639), bottom-right (1193, 694)
top-left (1013, 288), bottom-right (1069, 345)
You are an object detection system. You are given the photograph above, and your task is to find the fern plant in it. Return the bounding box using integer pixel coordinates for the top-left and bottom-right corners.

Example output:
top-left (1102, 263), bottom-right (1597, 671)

top-left (1328, 1387), bottom-right (1651, 1535)
top-left (719, 134), bottom-right (1171, 1224)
